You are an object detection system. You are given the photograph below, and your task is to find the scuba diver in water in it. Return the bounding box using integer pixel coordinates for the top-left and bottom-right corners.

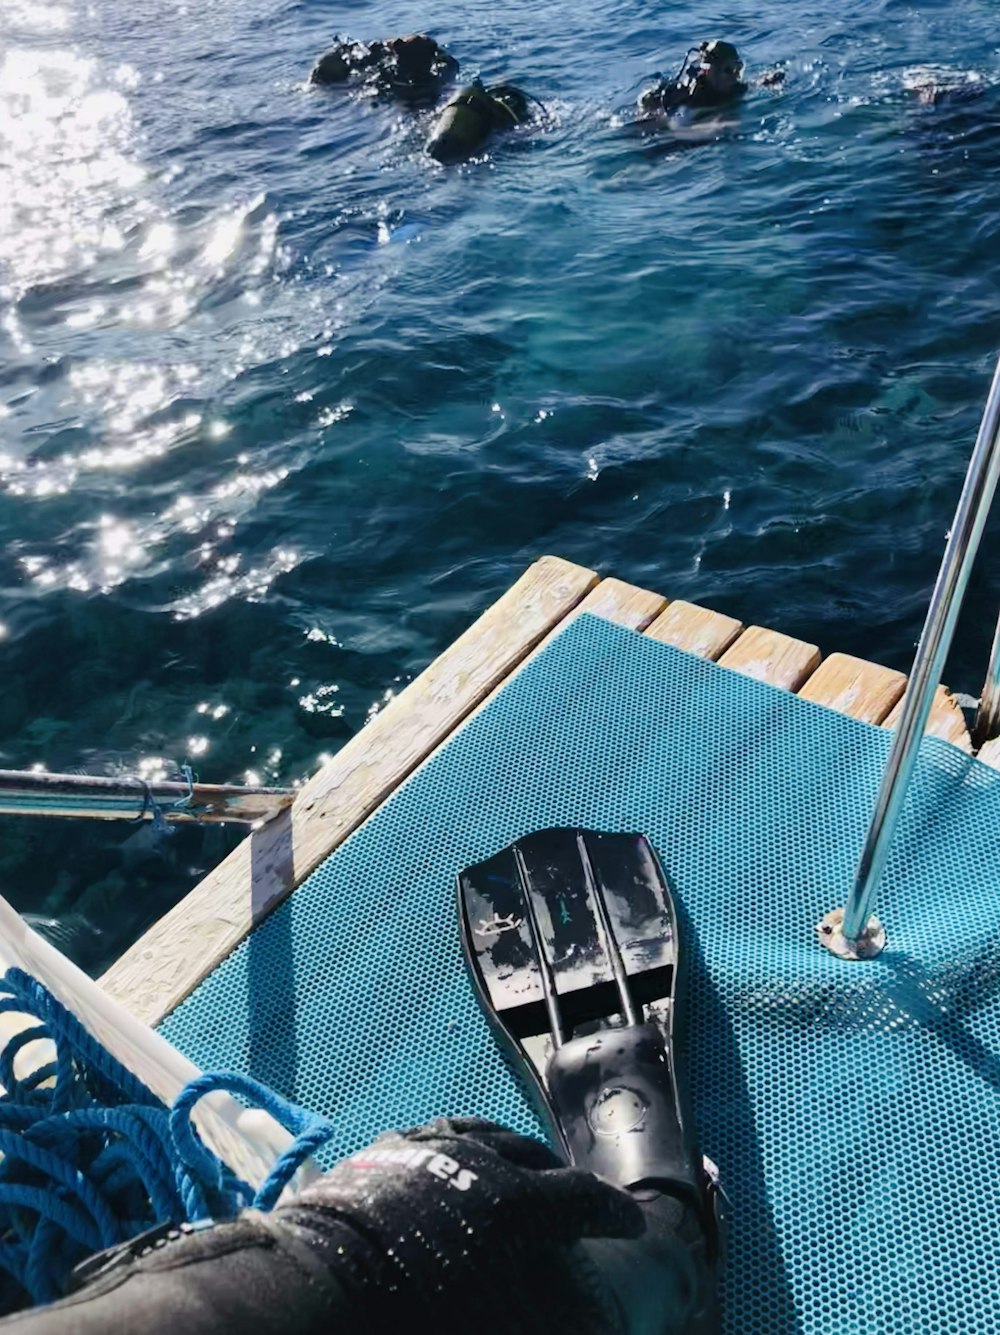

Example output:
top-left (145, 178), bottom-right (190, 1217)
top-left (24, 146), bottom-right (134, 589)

top-left (426, 80), bottom-right (537, 162)
top-left (638, 40), bottom-right (783, 118)
top-left (310, 34), bottom-right (459, 104)
top-left (903, 67), bottom-right (987, 107)
top-left (1, 830), bottom-right (721, 1333)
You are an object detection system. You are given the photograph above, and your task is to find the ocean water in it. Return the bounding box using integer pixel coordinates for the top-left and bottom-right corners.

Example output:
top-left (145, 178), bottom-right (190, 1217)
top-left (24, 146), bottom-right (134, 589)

top-left (2, 0), bottom-right (1000, 972)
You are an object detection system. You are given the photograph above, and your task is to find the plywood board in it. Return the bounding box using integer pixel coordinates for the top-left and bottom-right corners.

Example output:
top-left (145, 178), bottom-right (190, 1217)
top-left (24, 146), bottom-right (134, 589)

top-left (884, 686), bottom-right (973, 753)
top-left (977, 736), bottom-right (1000, 769)
top-left (566, 578), bottom-right (667, 633)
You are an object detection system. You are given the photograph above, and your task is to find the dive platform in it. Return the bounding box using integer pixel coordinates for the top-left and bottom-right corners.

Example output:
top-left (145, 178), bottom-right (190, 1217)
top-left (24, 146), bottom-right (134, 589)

top-left (101, 554), bottom-right (980, 1026)
top-left (98, 554), bottom-right (1000, 1335)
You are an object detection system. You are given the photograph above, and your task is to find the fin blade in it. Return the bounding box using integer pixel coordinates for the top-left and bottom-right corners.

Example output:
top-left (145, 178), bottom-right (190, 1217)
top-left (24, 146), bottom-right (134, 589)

top-left (457, 828), bottom-right (677, 1041)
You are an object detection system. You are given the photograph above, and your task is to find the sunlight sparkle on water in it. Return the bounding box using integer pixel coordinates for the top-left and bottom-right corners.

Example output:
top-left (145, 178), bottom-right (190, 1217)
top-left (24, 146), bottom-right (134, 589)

top-left (65, 302), bottom-right (107, 329)
top-left (136, 757), bottom-right (170, 784)
top-left (298, 683), bottom-right (344, 718)
top-left (15, 512), bottom-right (149, 595)
top-left (139, 223), bottom-right (177, 263)
top-left (10, 2), bottom-right (72, 31)
top-left (196, 702), bottom-right (230, 720)
top-left (0, 46), bottom-right (146, 294)
top-left (170, 546), bottom-right (302, 620)
top-left (99, 514), bottom-right (139, 561)
top-left (214, 467), bottom-right (289, 501)
top-left (316, 403), bottom-right (353, 428)
top-left (65, 359), bottom-right (202, 442)
top-left (202, 214), bottom-right (244, 269)
top-left (201, 194), bottom-right (268, 271)
top-left (305, 627), bottom-right (339, 646)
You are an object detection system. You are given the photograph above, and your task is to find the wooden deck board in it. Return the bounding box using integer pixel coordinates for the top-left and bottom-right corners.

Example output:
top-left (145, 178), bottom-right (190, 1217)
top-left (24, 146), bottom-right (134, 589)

top-left (883, 687), bottom-right (973, 753)
top-left (977, 736), bottom-right (1000, 770)
top-left (644, 600), bottom-right (743, 660)
top-left (100, 555), bottom-right (597, 1026)
top-left (797, 653), bottom-right (906, 725)
top-left (718, 625), bottom-right (821, 691)
top-left (561, 578), bottom-right (667, 635)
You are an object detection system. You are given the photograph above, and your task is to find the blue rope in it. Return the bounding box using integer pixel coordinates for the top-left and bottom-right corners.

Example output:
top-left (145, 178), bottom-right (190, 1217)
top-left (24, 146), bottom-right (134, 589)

top-left (0, 968), bottom-right (336, 1313)
top-left (170, 1071), bottom-right (334, 1212)
top-left (131, 766), bottom-right (198, 835)
top-left (172, 765), bottom-right (196, 814)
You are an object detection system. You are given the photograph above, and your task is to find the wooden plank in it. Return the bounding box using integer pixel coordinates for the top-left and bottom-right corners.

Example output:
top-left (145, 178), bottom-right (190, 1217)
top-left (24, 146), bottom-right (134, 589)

top-left (718, 625), bottom-right (821, 691)
top-left (100, 555), bottom-right (598, 1026)
top-left (644, 600), bottom-right (743, 660)
top-left (546, 577), bottom-right (667, 637)
top-left (797, 653), bottom-right (906, 724)
top-left (977, 736), bottom-right (1000, 769)
top-left (884, 686), bottom-right (973, 753)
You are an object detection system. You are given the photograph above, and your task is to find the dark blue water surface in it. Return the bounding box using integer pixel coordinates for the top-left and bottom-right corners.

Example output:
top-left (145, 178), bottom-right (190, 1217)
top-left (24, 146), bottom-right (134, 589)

top-left (3, 0), bottom-right (1000, 970)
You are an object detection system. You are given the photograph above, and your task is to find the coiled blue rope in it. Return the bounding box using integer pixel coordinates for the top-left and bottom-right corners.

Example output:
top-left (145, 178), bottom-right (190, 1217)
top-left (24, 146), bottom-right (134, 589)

top-left (0, 968), bottom-right (335, 1313)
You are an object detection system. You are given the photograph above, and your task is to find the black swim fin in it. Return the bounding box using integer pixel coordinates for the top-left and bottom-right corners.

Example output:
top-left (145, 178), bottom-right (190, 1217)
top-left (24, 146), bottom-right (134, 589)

top-left (457, 828), bottom-right (720, 1240)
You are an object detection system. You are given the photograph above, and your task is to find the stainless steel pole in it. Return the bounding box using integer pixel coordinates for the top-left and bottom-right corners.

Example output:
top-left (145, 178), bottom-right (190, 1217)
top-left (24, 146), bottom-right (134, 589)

top-left (972, 611), bottom-right (1000, 748)
top-left (840, 353), bottom-right (1000, 947)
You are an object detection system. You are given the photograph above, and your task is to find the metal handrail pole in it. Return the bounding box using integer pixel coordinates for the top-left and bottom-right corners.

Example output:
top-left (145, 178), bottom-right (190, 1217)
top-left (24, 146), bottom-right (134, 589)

top-left (972, 611), bottom-right (1000, 748)
top-left (0, 769), bottom-right (293, 824)
top-left (842, 353), bottom-right (1000, 945)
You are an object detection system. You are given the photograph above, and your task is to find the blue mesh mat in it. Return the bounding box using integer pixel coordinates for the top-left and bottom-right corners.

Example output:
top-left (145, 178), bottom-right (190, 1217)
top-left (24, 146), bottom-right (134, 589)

top-left (160, 614), bottom-right (1000, 1334)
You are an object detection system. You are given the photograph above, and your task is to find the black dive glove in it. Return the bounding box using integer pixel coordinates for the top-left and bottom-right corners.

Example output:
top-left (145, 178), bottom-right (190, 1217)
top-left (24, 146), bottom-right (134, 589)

top-left (0, 1119), bottom-right (715, 1335)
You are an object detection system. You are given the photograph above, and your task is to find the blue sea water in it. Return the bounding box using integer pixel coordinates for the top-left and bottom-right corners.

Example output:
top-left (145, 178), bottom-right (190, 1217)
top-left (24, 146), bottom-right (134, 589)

top-left (2, 0), bottom-right (1000, 970)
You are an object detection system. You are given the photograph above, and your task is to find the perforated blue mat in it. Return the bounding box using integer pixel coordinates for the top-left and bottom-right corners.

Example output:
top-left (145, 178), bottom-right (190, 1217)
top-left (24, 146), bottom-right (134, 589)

top-left (161, 614), bottom-right (1000, 1334)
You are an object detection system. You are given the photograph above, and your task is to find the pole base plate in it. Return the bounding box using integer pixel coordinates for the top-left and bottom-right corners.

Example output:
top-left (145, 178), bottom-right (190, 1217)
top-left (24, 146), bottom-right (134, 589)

top-left (816, 907), bottom-right (886, 960)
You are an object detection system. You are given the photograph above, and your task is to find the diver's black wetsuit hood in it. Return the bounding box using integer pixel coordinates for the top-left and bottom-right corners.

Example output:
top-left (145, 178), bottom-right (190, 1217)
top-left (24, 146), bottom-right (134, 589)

top-left (640, 39), bottom-right (747, 114)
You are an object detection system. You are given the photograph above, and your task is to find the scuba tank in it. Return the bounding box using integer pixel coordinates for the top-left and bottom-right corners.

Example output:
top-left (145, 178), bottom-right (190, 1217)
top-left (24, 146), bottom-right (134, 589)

top-left (426, 81), bottom-right (530, 162)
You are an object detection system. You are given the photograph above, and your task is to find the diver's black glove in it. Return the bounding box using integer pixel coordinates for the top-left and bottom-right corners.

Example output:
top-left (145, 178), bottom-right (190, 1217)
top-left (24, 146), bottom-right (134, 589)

top-left (286, 1117), bottom-right (718, 1333)
top-left (1, 1118), bottom-right (720, 1335)
top-left (277, 1116), bottom-right (647, 1331)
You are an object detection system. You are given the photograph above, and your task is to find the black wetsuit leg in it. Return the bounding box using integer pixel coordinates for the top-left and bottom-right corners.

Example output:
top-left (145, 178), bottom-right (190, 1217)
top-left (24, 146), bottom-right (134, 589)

top-left (0, 1121), bottom-right (718, 1335)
